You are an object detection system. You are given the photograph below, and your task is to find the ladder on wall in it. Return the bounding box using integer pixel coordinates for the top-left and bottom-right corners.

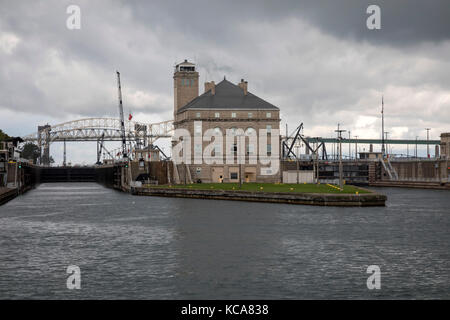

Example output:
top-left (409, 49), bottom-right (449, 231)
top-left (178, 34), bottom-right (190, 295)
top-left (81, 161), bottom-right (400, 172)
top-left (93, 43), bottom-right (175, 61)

top-left (380, 158), bottom-right (398, 180)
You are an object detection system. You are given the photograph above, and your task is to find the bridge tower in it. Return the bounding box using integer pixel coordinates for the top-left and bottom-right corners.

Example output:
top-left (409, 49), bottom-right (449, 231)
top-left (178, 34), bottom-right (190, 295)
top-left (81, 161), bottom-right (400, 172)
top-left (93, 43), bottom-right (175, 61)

top-left (38, 124), bottom-right (51, 166)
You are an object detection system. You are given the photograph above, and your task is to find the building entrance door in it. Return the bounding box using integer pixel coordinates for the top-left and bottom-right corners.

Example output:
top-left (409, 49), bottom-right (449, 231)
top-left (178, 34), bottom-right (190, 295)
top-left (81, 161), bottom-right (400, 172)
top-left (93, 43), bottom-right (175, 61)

top-left (212, 167), bottom-right (224, 183)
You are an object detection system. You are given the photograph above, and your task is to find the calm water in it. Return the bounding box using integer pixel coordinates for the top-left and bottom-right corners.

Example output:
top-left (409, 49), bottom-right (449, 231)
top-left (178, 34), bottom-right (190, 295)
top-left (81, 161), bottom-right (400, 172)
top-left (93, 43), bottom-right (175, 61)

top-left (0, 183), bottom-right (449, 299)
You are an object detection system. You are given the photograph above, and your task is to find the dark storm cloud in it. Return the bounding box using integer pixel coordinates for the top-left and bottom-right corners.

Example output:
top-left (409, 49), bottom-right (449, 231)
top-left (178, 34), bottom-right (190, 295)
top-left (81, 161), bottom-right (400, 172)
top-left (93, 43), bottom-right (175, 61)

top-left (284, 0), bottom-right (450, 46)
top-left (124, 0), bottom-right (450, 46)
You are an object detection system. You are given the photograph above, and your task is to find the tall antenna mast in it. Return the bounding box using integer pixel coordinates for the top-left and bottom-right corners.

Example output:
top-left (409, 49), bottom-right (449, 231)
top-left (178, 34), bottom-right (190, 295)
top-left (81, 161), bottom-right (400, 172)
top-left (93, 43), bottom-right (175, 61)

top-left (116, 71), bottom-right (127, 159)
top-left (381, 95), bottom-right (385, 157)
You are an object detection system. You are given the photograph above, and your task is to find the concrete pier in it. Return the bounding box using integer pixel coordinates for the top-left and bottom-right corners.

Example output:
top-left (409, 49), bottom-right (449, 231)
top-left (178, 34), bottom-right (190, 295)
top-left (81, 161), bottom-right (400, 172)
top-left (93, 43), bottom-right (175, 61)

top-left (0, 187), bottom-right (18, 205)
top-left (131, 186), bottom-right (387, 207)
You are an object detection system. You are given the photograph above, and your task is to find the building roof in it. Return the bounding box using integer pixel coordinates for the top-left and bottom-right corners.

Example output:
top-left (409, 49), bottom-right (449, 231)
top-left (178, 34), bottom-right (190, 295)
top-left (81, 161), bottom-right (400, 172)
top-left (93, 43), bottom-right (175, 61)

top-left (177, 79), bottom-right (279, 113)
top-left (176, 60), bottom-right (195, 67)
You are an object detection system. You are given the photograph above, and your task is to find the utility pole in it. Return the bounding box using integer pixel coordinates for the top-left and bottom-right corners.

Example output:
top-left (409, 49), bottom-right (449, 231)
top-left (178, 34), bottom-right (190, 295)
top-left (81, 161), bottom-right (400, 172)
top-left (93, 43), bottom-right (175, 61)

top-left (335, 124), bottom-right (346, 190)
top-left (425, 128), bottom-right (431, 158)
top-left (415, 136), bottom-right (418, 158)
top-left (348, 131), bottom-right (351, 160)
top-left (385, 132), bottom-right (389, 157)
top-left (315, 142), bottom-right (319, 184)
top-left (381, 96), bottom-right (385, 157)
top-left (354, 135), bottom-right (358, 160)
top-left (63, 139), bottom-right (66, 167)
top-left (239, 161), bottom-right (242, 188)
top-left (296, 144), bottom-right (300, 184)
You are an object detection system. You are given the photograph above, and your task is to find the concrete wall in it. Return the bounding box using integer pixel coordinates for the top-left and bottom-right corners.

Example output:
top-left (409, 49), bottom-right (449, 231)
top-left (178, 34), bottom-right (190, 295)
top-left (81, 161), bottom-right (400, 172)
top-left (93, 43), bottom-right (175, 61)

top-left (385, 160), bottom-right (449, 182)
top-left (282, 170), bottom-right (314, 183)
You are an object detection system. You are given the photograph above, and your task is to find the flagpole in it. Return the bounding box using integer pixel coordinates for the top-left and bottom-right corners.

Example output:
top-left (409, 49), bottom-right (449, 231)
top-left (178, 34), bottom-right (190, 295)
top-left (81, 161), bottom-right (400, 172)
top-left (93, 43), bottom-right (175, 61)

top-left (381, 95), bottom-right (385, 157)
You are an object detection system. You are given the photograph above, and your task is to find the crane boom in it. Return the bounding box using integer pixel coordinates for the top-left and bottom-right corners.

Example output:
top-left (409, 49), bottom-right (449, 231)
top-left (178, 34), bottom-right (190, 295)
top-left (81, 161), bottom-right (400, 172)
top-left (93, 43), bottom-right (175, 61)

top-left (116, 71), bottom-right (127, 159)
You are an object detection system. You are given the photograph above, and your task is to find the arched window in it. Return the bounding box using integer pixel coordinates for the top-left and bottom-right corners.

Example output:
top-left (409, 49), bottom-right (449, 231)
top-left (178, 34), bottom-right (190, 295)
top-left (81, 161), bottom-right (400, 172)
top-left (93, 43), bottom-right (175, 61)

top-left (245, 127), bottom-right (256, 135)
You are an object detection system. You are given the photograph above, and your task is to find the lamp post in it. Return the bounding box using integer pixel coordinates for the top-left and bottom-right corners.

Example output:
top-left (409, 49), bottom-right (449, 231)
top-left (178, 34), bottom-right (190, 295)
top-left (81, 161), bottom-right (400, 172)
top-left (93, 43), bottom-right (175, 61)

top-left (335, 124), bottom-right (346, 190)
top-left (415, 136), bottom-right (418, 158)
top-left (348, 130), bottom-right (351, 160)
top-left (236, 132), bottom-right (244, 188)
top-left (354, 135), bottom-right (358, 160)
top-left (425, 128), bottom-right (430, 158)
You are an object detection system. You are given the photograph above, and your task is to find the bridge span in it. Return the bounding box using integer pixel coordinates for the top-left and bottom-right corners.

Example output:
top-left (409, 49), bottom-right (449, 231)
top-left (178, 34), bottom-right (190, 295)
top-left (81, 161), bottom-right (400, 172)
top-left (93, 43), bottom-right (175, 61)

top-left (21, 118), bottom-right (174, 165)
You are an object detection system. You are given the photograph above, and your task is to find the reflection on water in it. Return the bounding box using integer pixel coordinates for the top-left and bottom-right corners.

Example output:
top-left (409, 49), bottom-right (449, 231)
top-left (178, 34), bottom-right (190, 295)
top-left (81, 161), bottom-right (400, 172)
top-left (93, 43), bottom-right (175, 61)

top-left (0, 183), bottom-right (449, 299)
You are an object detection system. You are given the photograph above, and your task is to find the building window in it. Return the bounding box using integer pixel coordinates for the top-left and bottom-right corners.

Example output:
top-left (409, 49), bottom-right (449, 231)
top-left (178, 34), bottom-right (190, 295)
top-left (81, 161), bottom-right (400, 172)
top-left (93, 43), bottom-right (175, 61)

top-left (245, 127), bottom-right (256, 135)
top-left (230, 172), bottom-right (238, 180)
top-left (231, 112), bottom-right (236, 118)
top-left (247, 144), bottom-right (255, 155)
top-left (194, 144), bottom-right (202, 155)
top-left (267, 144), bottom-right (272, 155)
top-left (266, 112), bottom-right (271, 118)
top-left (248, 112), bottom-right (253, 118)
top-left (196, 112), bottom-right (201, 118)
top-left (215, 112), bottom-right (220, 118)
top-left (232, 143), bottom-right (237, 155)
top-left (214, 127), bottom-right (221, 135)
top-left (214, 145), bottom-right (221, 155)
top-left (266, 125), bottom-right (272, 133)
top-left (181, 79), bottom-right (184, 86)
top-left (191, 79), bottom-right (195, 86)
top-left (230, 127), bottom-right (237, 136)
top-left (195, 123), bottom-right (202, 134)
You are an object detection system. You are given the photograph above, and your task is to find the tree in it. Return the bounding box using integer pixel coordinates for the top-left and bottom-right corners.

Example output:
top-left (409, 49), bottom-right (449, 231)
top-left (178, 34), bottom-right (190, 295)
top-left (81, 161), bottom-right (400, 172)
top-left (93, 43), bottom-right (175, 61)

top-left (41, 154), bottom-right (55, 165)
top-left (0, 129), bottom-right (11, 140)
top-left (22, 142), bottom-right (40, 164)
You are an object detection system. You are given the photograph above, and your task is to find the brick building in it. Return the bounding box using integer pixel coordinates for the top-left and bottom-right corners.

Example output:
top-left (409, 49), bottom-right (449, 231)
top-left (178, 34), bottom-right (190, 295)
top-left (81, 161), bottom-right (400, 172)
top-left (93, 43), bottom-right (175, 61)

top-left (172, 60), bottom-right (281, 183)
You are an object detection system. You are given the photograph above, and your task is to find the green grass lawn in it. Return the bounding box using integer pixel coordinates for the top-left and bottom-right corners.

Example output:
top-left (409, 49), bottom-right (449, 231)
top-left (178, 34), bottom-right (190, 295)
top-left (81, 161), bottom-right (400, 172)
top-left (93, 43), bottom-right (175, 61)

top-left (149, 183), bottom-right (369, 194)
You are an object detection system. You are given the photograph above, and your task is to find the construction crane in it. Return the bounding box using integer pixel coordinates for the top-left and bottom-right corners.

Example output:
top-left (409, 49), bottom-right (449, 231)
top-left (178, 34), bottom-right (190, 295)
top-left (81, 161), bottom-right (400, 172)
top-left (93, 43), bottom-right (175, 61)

top-left (116, 71), bottom-right (127, 159)
top-left (282, 122), bottom-right (328, 160)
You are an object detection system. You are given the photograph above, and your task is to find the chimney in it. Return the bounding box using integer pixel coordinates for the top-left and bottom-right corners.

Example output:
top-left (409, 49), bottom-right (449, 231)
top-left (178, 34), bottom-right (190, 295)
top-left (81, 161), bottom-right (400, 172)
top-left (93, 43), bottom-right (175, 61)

top-left (238, 79), bottom-right (248, 95)
top-left (204, 81), bottom-right (215, 95)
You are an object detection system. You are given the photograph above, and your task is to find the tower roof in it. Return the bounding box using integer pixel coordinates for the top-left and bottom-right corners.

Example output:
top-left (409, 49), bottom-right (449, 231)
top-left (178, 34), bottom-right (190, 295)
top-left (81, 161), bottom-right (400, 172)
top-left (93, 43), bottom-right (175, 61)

top-left (176, 59), bottom-right (195, 67)
top-left (177, 79), bottom-right (279, 113)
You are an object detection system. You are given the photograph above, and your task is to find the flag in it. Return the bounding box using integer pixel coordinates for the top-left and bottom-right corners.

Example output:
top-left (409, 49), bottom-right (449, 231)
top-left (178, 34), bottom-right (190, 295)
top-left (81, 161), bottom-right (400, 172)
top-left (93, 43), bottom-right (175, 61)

top-left (128, 113), bottom-right (133, 120)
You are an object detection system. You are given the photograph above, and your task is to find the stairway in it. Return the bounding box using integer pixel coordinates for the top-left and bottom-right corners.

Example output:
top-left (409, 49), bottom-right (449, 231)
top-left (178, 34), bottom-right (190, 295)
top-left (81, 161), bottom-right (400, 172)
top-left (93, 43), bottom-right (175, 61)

top-left (379, 158), bottom-right (398, 180)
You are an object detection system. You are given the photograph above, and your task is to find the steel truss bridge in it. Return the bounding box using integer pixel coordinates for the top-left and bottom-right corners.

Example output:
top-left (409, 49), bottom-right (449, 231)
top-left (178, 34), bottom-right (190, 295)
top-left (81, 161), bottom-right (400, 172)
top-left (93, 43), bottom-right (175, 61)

top-left (22, 118), bottom-right (174, 165)
top-left (304, 137), bottom-right (440, 145)
top-left (282, 123), bottom-right (441, 161)
top-left (21, 117), bottom-right (441, 165)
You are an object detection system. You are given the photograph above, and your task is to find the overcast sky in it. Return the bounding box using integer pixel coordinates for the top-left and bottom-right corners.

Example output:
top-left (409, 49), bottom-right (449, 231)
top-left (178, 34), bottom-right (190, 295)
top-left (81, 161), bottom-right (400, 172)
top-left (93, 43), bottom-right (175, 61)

top-left (1, 0), bottom-right (449, 164)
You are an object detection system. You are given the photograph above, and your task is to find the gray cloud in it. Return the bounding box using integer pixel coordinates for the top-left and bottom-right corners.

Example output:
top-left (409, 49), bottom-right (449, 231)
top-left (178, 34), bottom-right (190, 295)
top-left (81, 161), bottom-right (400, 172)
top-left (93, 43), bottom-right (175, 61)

top-left (0, 0), bottom-right (449, 164)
